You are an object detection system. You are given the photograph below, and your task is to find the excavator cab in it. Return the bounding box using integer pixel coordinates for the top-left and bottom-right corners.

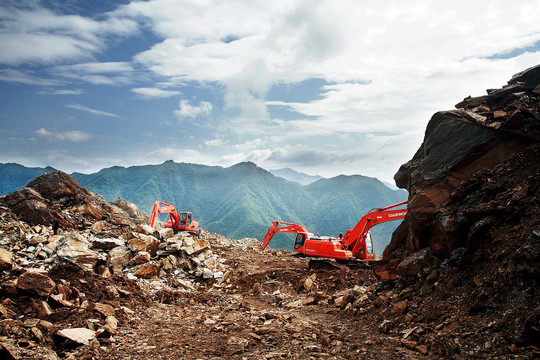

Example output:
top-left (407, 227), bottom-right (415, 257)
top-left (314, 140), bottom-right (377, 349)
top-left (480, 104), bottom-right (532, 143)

top-left (294, 233), bottom-right (306, 249)
top-left (357, 232), bottom-right (373, 255)
top-left (366, 232), bottom-right (373, 255)
top-left (179, 212), bottom-right (193, 227)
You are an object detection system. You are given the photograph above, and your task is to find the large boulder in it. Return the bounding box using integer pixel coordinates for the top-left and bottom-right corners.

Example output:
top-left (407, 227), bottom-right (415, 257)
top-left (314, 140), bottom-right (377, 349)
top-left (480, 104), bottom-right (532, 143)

top-left (106, 246), bottom-right (132, 274)
top-left (16, 271), bottom-right (56, 297)
top-left (114, 199), bottom-right (149, 225)
top-left (54, 233), bottom-right (104, 272)
top-left (2, 187), bottom-right (62, 226)
top-left (0, 171), bottom-right (151, 230)
top-left (132, 262), bottom-right (159, 279)
top-left (127, 234), bottom-right (159, 257)
top-left (27, 171), bottom-right (79, 200)
top-left (389, 66), bottom-right (540, 259)
top-left (0, 247), bottom-right (13, 270)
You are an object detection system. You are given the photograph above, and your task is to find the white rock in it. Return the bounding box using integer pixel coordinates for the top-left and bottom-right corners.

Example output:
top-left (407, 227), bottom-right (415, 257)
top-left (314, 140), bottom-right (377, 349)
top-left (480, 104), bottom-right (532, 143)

top-left (57, 327), bottom-right (96, 345)
top-left (202, 268), bottom-right (214, 279)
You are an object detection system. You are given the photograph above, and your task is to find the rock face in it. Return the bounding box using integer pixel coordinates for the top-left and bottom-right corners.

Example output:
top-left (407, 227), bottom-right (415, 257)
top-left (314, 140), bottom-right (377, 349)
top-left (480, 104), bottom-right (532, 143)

top-left (0, 171), bottom-right (148, 232)
top-left (384, 65), bottom-right (540, 349)
top-left (390, 64), bottom-right (540, 259)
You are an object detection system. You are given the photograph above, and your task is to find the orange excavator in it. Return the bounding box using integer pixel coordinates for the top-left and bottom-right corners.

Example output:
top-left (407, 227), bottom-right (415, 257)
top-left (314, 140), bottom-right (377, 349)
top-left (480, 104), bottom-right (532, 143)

top-left (149, 201), bottom-right (201, 236)
top-left (261, 200), bottom-right (407, 260)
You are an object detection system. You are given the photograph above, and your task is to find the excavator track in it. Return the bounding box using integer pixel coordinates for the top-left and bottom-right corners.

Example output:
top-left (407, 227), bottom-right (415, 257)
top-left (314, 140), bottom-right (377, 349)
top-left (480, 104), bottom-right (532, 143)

top-left (308, 258), bottom-right (372, 271)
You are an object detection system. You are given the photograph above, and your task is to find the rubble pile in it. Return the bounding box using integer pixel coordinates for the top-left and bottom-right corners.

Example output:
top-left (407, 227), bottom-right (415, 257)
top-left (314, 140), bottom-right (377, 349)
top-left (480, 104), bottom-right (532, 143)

top-left (0, 174), bottom-right (246, 359)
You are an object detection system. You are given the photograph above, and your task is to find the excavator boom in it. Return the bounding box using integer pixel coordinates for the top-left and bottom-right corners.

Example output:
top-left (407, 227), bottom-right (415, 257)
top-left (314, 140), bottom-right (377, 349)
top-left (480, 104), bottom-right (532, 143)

top-left (150, 201), bottom-right (179, 228)
top-left (261, 221), bottom-right (310, 249)
top-left (342, 200), bottom-right (407, 258)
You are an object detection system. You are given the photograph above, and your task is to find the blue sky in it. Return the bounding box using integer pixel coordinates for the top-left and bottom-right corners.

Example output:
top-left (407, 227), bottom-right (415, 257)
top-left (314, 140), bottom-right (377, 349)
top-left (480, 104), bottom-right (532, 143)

top-left (1, 0), bottom-right (539, 183)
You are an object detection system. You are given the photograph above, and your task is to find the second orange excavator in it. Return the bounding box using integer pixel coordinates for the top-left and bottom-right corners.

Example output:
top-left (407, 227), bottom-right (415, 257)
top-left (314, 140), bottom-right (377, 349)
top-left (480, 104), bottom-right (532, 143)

top-left (149, 201), bottom-right (201, 236)
top-left (261, 200), bottom-right (407, 260)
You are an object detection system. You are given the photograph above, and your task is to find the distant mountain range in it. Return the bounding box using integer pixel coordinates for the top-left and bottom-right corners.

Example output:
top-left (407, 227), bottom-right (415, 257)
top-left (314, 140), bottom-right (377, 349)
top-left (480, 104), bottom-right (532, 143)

top-left (269, 168), bottom-right (323, 185)
top-left (0, 161), bottom-right (407, 252)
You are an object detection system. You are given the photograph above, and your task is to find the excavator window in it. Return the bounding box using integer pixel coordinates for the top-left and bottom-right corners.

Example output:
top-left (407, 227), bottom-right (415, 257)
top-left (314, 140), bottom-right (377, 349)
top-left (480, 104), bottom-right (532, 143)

top-left (294, 234), bottom-right (306, 249)
top-left (365, 232), bottom-right (373, 255)
top-left (179, 212), bottom-right (191, 226)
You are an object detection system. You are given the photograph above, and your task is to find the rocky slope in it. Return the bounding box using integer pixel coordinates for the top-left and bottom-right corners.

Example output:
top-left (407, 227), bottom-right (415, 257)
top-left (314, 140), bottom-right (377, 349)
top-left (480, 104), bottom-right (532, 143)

top-left (379, 65), bottom-right (540, 353)
top-left (0, 172), bottom-right (403, 360)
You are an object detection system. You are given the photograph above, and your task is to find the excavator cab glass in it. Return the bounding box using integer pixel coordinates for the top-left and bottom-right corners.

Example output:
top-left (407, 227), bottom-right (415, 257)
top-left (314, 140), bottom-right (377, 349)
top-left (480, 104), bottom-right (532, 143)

top-left (179, 213), bottom-right (187, 225)
top-left (365, 232), bottom-right (373, 255)
top-left (179, 212), bottom-right (192, 226)
top-left (294, 233), bottom-right (306, 249)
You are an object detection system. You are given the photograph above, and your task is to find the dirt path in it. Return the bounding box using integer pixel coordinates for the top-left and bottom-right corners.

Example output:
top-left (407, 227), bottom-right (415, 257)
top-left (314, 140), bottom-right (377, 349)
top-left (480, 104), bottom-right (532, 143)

top-left (105, 244), bottom-right (427, 360)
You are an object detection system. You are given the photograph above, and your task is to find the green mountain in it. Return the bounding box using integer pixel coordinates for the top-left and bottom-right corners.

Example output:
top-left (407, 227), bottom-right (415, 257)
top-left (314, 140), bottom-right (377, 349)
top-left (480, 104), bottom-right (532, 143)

top-left (0, 163), bottom-right (56, 195)
top-left (0, 161), bottom-right (408, 253)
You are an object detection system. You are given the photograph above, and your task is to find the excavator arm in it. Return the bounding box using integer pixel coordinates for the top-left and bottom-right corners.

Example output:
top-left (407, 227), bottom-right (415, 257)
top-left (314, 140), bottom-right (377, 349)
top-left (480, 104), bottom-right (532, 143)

top-left (149, 201), bottom-right (180, 229)
top-left (261, 221), bottom-right (310, 249)
top-left (342, 200), bottom-right (407, 258)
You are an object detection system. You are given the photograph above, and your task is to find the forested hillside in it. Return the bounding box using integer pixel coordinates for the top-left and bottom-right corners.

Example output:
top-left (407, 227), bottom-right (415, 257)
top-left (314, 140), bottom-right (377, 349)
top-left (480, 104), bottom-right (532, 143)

top-left (71, 161), bottom-right (407, 251)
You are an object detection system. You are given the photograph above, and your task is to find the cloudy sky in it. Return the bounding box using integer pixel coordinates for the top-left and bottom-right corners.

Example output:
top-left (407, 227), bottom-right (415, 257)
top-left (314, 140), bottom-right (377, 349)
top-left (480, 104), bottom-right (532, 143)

top-left (1, 0), bottom-right (539, 183)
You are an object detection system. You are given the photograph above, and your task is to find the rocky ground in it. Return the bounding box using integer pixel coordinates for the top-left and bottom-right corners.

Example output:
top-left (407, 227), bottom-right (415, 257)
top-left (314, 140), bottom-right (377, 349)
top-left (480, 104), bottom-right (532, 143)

top-left (0, 204), bottom-right (538, 360)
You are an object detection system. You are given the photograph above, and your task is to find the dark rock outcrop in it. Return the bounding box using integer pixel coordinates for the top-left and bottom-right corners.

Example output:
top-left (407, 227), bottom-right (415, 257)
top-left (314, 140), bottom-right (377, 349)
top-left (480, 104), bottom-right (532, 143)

top-left (383, 65), bottom-right (540, 349)
top-left (389, 64), bottom-right (540, 259)
top-left (0, 171), bottom-right (148, 231)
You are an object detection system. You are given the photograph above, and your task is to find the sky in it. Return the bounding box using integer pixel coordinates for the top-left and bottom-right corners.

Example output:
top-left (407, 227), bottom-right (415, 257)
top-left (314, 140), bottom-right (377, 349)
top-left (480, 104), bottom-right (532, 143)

top-left (0, 0), bottom-right (539, 184)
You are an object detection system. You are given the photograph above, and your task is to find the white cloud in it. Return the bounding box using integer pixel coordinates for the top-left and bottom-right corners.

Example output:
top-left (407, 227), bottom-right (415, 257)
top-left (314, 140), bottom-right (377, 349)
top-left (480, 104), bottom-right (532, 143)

top-left (51, 61), bottom-right (133, 85)
top-left (203, 138), bottom-right (227, 147)
top-left (55, 62), bottom-right (133, 73)
top-left (38, 89), bottom-right (84, 95)
top-left (67, 103), bottom-right (120, 118)
top-left (0, 69), bottom-right (63, 86)
top-left (174, 100), bottom-right (213, 121)
top-left (233, 138), bottom-right (265, 150)
top-left (123, 0), bottom-right (540, 136)
top-left (0, 5), bottom-right (138, 65)
top-left (35, 128), bottom-right (92, 142)
top-left (131, 87), bottom-right (181, 98)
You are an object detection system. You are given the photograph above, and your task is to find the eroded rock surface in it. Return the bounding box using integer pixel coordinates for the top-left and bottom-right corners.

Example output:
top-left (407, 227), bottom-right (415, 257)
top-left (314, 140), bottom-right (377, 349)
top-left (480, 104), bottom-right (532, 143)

top-left (382, 65), bottom-right (539, 353)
